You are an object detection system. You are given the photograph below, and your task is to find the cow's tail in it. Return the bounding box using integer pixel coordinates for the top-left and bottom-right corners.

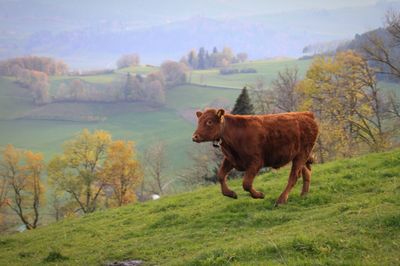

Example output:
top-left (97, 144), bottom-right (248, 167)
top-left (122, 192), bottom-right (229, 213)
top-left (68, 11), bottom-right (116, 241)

top-left (305, 154), bottom-right (314, 171)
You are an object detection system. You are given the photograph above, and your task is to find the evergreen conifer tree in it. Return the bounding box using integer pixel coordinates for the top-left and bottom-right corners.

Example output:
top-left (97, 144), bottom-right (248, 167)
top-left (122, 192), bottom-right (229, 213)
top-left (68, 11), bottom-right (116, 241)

top-left (231, 87), bottom-right (254, 115)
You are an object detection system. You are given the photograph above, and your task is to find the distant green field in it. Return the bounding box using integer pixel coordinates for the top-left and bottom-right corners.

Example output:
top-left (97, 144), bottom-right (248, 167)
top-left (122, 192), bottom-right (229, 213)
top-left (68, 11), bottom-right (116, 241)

top-left (115, 65), bottom-right (158, 75)
top-left (0, 78), bottom-right (240, 173)
top-left (0, 77), bottom-right (36, 119)
top-left (189, 59), bottom-right (312, 89)
top-left (0, 149), bottom-right (399, 265)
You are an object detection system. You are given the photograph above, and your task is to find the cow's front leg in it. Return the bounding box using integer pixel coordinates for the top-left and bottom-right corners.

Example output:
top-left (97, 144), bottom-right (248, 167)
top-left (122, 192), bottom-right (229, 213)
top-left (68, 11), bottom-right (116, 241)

top-left (218, 158), bottom-right (237, 199)
top-left (243, 164), bottom-right (264, 199)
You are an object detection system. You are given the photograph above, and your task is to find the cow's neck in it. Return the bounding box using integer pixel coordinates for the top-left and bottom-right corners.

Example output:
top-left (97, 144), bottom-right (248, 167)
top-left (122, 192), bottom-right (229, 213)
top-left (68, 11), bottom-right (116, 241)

top-left (219, 115), bottom-right (234, 146)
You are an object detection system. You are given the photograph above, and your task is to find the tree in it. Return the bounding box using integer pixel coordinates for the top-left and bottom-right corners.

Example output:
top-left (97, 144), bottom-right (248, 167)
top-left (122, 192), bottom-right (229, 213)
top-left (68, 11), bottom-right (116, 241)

top-left (251, 87), bottom-right (276, 115)
top-left (48, 129), bottom-right (111, 214)
top-left (362, 10), bottom-right (400, 81)
top-left (237, 52), bottom-right (248, 63)
top-left (222, 47), bottom-right (234, 63)
top-left (0, 160), bottom-right (9, 229)
top-left (143, 71), bottom-right (166, 104)
top-left (146, 80), bottom-right (165, 105)
top-left (116, 54), bottom-right (140, 69)
top-left (102, 141), bottom-right (142, 206)
top-left (143, 142), bottom-right (170, 195)
top-left (30, 71), bottom-right (49, 105)
top-left (123, 73), bottom-right (143, 101)
top-left (178, 144), bottom-right (220, 188)
top-left (232, 87), bottom-right (255, 115)
top-left (0, 145), bottom-right (45, 230)
top-left (15, 69), bottom-right (50, 105)
top-left (198, 47), bottom-right (206, 69)
top-left (271, 67), bottom-right (299, 112)
top-left (188, 49), bottom-right (198, 69)
top-left (297, 51), bottom-right (392, 161)
top-left (160, 60), bottom-right (188, 88)
top-left (0, 56), bottom-right (68, 76)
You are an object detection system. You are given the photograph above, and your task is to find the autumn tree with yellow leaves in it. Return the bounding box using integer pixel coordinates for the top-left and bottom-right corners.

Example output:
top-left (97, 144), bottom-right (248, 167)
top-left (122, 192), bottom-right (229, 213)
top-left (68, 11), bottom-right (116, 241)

top-left (0, 144), bottom-right (45, 230)
top-left (102, 140), bottom-right (142, 206)
top-left (297, 51), bottom-right (391, 162)
top-left (48, 129), bottom-right (142, 214)
top-left (48, 129), bottom-right (111, 213)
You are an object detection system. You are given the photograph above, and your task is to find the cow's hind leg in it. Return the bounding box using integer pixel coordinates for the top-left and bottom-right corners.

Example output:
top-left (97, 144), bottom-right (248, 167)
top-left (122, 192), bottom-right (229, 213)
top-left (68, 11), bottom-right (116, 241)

top-left (243, 164), bottom-right (264, 199)
top-left (301, 164), bottom-right (311, 196)
top-left (275, 157), bottom-right (304, 205)
top-left (301, 156), bottom-right (313, 196)
top-left (218, 158), bottom-right (237, 199)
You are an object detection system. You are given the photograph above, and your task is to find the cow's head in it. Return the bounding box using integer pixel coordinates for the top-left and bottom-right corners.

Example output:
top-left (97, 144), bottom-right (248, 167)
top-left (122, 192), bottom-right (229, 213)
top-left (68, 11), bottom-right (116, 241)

top-left (192, 108), bottom-right (225, 143)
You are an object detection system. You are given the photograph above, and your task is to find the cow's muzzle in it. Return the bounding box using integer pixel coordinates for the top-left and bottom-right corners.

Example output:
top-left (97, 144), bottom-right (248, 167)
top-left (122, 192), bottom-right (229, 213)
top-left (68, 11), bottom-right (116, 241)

top-left (192, 134), bottom-right (201, 143)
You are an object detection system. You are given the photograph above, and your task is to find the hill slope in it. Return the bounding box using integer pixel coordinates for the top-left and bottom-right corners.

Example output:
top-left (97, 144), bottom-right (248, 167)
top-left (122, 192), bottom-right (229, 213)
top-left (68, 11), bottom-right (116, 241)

top-left (1, 149), bottom-right (399, 265)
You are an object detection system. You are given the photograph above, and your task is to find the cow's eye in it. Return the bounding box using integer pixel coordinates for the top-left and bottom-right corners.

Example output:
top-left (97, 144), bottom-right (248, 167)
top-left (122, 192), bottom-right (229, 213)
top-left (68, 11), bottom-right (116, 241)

top-left (206, 120), bottom-right (213, 126)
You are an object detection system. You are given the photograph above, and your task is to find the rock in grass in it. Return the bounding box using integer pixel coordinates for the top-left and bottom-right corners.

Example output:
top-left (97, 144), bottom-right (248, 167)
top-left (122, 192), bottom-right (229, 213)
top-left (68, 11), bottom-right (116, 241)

top-left (106, 260), bottom-right (143, 266)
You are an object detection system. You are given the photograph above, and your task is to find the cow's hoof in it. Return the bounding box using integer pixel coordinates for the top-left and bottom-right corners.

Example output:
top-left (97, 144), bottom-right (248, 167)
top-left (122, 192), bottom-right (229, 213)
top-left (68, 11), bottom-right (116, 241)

top-left (223, 191), bottom-right (238, 199)
top-left (251, 192), bottom-right (265, 199)
top-left (274, 197), bottom-right (287, 206)
top-left (300, 191), bottom-right (308, 197)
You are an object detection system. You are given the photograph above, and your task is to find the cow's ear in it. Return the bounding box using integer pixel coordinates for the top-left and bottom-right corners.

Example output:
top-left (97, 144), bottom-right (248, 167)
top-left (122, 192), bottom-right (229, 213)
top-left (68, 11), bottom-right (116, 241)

top-left (216, 109), bottom-right (225, 119)
top-left (196, 111), bottom-right (203, 118)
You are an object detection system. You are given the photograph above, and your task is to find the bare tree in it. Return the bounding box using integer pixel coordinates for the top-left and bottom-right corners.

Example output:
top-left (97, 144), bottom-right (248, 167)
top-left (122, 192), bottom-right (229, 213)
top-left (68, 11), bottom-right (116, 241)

top-left (250, 79), bottom-right (276, 114)
top-left (178, 144), bottom-right (219, 188)
top-left (143, 142), bottom-right (170, 195)
top-left (271, 67), bottom-right (299, 112)
top-left (362, 10), bottom-right (400, 80)
top-left (386, 90), bottom-right (400, 119)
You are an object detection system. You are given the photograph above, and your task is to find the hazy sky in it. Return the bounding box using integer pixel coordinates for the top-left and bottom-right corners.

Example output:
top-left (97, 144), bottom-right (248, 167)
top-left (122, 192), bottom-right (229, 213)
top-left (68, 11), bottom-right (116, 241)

top-left (212, 0), bottom-right (382, 15)
top-left (0, 0), bottom-right (391, 20)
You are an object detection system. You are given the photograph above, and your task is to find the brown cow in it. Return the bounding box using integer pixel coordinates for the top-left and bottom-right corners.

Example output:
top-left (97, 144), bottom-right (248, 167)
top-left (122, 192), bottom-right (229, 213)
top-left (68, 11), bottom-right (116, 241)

top-left (192, 108), bottom-right (318, 205)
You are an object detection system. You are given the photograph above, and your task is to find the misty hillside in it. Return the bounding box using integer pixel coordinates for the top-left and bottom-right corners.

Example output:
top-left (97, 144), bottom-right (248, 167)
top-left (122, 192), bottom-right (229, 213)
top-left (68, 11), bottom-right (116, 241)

top-left (1, 1), bottom-right (400, 68)
top-left (0, 149), bottom-right (399, 265)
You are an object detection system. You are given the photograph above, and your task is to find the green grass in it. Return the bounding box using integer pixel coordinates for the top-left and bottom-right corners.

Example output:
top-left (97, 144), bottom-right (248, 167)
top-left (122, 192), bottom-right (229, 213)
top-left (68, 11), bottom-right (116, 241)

top-left (115, 65), bottom-right (159, 75)
top-left (0, 77), bottom-right (36, 119)
top-left (166, 84), bottom-right (239, 110)
top-left (0, 149), bottom-right (399, 265)
top-left (189, 59), bottom-right (312, 89)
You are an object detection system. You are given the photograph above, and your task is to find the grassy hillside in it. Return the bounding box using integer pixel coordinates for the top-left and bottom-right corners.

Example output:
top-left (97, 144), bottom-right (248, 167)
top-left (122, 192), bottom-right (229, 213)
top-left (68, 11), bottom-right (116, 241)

top-left (189, 59), bottom-right (311, 89)
top-left (1, 149), bottom-right (399, 265)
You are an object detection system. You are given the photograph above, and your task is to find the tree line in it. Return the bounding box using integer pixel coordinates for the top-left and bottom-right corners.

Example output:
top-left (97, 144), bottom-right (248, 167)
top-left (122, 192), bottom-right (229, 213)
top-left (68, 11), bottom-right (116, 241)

top-left (54, 60), bottom-right (188, 106)
top-left (0, 56), bottom-right (69, 105)
top-left (0, 130), bottom-right (176, 232)
top-left (181, 46), bottom-right (248, 70)
top-left (0, 54), bottom-right (189, 106)
top-left (0, 47), bottom-right (248, 107)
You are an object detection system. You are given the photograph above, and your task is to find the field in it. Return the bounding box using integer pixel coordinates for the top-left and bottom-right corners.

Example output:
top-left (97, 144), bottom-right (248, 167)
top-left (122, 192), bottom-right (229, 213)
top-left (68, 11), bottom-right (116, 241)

top-left (0, 59), bottom-right (311, 172)
top-left (0, 57), bottom-right (398, 173)
top-left (189, 59), bottom-right (312, 89)
top-left (0, 149), bottom-right (399, 265)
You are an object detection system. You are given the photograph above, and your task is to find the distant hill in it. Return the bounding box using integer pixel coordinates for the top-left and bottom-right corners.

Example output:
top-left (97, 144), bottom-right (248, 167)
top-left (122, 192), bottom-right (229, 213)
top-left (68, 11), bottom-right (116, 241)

top-left (0, 149), bottom-right (399, 265)
top-left (1, 1), bottom-right (400, 68)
